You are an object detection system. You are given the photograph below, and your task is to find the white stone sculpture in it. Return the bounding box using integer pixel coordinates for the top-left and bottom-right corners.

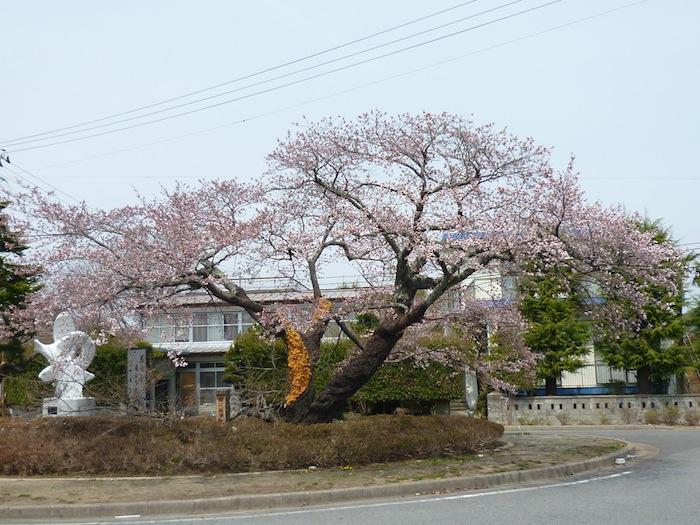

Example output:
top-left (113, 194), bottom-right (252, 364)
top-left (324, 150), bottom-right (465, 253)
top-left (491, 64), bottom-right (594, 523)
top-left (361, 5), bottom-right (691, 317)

top-left (35, 313), bottom-right (97, 416)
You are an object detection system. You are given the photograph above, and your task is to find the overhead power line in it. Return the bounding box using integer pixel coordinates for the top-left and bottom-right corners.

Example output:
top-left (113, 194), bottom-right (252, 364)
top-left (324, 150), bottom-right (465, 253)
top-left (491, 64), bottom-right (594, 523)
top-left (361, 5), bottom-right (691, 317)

top-left (1, 162), bottom-right (83, 206)
top-left (4, 0), bottom-right (529, 149)
top-left (5, 0), bottom-right (563, 153)
top-left (27, 0), bottom-right (650, 173)
top-left (0, 0), bottom-right (484, 146)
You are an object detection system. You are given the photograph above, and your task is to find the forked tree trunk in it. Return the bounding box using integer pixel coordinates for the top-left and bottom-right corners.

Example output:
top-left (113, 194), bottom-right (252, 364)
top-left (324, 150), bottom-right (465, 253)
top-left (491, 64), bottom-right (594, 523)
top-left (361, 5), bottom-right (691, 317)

top-left (295, 327), bottom-right (402, 424)
top-left (282, 295), bottom-right (429, 424)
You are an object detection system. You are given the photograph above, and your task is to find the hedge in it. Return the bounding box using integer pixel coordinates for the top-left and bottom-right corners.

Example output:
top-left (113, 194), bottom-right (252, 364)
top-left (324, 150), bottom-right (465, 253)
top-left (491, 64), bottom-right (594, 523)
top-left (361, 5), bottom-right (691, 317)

top-left (0, 415), bottom-right (503, 475)
top-left (225, 327), bottom-right (464, 409)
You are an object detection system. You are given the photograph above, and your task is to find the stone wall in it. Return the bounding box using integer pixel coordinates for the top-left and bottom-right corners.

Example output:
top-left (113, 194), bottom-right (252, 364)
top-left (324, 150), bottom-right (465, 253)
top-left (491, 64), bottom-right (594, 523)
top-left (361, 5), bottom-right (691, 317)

top-left (487, 392), bottom-right (700, 426)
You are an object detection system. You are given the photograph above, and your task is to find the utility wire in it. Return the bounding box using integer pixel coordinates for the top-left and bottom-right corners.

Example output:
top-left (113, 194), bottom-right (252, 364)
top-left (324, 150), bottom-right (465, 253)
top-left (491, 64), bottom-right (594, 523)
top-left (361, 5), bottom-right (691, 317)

top-left (0, 0), bottom-right (483, 146)
top-left (4, 0), bottom-right (526, 149)
top-left (26, 0), bottom-right (649, 172)
top-left (1, 162), bottom-right (83, 205)
top-left (6, 0), bottom-right (563, 153)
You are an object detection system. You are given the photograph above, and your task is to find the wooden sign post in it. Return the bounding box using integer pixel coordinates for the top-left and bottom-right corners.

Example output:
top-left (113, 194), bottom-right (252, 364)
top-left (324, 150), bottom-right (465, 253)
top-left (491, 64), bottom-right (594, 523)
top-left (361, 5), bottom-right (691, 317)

top-left (216, 391), bottom-right (230, 422)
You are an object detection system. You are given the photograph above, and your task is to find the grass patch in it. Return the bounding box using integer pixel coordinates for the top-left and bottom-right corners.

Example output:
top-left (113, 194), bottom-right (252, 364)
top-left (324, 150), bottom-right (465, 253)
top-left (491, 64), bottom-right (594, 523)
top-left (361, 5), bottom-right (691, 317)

top-left (0, 415), bottom-right (502, 476)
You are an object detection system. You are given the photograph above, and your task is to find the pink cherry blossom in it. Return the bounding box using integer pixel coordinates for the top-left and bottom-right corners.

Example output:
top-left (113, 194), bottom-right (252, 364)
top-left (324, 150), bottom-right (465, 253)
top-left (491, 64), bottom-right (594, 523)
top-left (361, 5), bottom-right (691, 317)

top-left (1, 112), bottom-right (686, 421)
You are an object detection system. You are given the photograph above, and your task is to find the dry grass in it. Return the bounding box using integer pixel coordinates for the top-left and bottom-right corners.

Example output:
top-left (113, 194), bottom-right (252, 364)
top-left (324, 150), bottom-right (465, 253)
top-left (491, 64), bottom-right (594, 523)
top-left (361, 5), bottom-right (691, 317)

top-left (0, 415), bottom-right (503, 476)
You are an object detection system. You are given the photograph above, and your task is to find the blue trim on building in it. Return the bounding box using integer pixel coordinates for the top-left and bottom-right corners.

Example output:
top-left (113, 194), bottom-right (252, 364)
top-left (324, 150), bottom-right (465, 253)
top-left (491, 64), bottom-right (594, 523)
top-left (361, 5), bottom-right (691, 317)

top-left (525, 382), bottom-right (668, 396)
top-left (530, 386), bottom-right (639, 396)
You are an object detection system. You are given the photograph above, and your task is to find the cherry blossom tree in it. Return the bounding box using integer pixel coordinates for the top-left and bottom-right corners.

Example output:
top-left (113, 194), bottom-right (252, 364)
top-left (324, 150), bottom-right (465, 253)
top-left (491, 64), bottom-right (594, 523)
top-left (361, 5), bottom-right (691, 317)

top-left (2, 112), bottom-right (682, 423)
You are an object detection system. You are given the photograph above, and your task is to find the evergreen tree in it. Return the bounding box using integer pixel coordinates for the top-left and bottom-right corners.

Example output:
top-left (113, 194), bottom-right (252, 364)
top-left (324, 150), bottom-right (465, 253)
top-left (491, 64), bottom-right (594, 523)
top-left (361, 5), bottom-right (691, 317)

top-left (595, 220), bottom-right (695, 394)
top-left (0, 201), bottom-right (39, 378)
top-left (519, 273), bottom-right (590, 395)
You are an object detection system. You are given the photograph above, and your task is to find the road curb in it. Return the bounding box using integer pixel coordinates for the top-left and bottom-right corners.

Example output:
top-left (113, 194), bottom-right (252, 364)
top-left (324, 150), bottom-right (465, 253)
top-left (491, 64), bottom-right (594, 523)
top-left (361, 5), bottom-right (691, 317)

top-left (0, 440), bottom-right (633, 522)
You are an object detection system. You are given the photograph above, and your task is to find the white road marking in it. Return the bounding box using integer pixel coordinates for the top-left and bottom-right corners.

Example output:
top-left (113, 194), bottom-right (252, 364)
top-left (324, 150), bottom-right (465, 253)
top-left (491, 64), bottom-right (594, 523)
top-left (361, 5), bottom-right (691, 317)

top-left (45, 470), bottom-right (632, 525)
top-left (114, 515), bottom-right (142, 519)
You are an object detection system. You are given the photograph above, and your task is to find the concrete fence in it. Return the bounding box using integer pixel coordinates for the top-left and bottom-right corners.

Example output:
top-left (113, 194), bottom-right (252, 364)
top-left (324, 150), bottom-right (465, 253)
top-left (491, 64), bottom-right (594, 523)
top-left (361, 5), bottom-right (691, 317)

top-left (487, 392), bottom-right (700, 426)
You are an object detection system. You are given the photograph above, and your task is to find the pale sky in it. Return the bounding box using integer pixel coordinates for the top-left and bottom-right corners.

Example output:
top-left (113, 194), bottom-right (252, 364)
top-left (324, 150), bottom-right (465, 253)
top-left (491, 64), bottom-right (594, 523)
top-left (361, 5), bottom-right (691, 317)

top-left (1, 0), bottom-right (698, 251)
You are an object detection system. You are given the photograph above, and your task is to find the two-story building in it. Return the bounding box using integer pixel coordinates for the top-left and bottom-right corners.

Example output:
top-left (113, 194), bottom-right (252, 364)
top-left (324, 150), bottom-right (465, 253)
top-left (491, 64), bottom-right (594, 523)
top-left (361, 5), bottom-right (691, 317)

top-left (139, 278), bottom-right (361, 415)
top-left (459, 269), bottom-right (640, 395)
top-left (134, 269), bottom-right (645, 416)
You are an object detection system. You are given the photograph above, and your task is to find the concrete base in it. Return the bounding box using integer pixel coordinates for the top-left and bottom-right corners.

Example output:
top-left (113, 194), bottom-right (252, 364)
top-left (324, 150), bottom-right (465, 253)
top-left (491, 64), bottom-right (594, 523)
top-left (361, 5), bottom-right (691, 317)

top-left (42, 397), bottom-right (96, 417)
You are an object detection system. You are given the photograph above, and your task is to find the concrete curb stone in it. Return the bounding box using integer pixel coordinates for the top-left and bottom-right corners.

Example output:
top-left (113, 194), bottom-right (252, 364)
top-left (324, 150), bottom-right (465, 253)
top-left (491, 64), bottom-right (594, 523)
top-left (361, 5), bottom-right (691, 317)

top-left (0, 439), bottom-right (634, 522)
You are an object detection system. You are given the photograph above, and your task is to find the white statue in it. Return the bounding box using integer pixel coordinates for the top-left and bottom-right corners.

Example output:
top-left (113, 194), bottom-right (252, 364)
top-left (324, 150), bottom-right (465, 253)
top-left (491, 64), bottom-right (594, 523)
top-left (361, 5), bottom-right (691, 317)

top-left (35, 313), bottom-right (96, 401)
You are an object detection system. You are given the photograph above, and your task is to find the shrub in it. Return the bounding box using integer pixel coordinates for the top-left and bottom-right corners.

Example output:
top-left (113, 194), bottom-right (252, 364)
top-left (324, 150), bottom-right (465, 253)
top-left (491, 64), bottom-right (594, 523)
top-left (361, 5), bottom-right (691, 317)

top-left (684, 409), bottom-right (700, 426)
top-left (223, 326), bottom-right (288, 411)
top-left (518, 414), bottom-right (548, 426)
top-left (356, 361), bottom-right (463, 405)
top-left (0, 415), bottom-right (503, 476)
top-left (619, 406), bottom-right (639, 424)
top-left (225, 329), bottom-right (465, 414)
top-left (660, 405), bottom-right (681, 425)
top-left (555, 412), bottom-right (572, 425)
top-left (84, 339), bottom-right (129, 405)
top-left (3, 359), bottom-right (53, 407)
top-left (644, 409), bottom-right (660, 425)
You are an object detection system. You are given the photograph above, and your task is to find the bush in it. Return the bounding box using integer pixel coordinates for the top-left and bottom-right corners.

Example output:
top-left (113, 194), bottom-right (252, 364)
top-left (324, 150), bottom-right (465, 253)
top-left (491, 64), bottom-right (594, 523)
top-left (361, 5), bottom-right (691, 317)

top-left (223, 326), bottom-right (288, 410)
top-left (357, 361), bottom-right (464, 404)
top-left (84, 339), bottom-right (129, 405)
top-left (555, 412), bottom-right (572, 425)
top-left (619, 406), bottom-right (639, 424)
top-left (3, 359), bottom-right (53, 407)
top-left (225, 329), bottom-right (465, 413)
top-left (661, 405), bottom-right (681, 425)
top-left (0, 415), bottom-right (503, 476)
top-left (644, 409), bottom-right (660, 425)
top-left (684, 409), bottom-right (700, 426)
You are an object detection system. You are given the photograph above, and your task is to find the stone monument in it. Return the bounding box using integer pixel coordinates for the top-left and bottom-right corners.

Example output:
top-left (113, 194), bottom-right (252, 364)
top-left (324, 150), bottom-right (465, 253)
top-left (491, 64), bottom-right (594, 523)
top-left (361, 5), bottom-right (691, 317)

top-left (36, 312), bottom-right (97, 416)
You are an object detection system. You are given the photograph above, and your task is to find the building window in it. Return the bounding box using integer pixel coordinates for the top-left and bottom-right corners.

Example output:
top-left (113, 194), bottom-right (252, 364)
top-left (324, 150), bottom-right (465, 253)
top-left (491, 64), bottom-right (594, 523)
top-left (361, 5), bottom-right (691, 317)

top-left (178, 361), bottom-right (231, 412)
top-left (146, 310), bottom-right (253, 344)
top-left (192, 313), bottom-right (209, 342)
top-left (224, 313), bottom-right (238, 340)
top-left (197, 362), bottom-right (230, 406)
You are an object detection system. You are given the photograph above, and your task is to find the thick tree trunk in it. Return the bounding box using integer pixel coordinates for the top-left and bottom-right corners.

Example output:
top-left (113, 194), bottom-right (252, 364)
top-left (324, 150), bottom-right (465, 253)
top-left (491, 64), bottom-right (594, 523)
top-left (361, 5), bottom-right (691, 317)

top-left (283, 295), bottom-right (430, 424)
top-left (282, 324), bottom-right (324, 423)
top-left (636, 366), bottom-right (652, 395)
top-left (544, 376), bottom-right (558, 396)
top-left (283, 382), bottom-right (316, 423)
top-left (299, 327), bottom-right (402, 423)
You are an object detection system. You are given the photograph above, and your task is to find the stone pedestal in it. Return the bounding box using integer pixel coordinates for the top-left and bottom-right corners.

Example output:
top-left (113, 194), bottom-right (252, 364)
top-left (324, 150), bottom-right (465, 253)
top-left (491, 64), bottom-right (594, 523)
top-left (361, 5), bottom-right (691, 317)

top-left (42, 397), bottom-right (96, 417)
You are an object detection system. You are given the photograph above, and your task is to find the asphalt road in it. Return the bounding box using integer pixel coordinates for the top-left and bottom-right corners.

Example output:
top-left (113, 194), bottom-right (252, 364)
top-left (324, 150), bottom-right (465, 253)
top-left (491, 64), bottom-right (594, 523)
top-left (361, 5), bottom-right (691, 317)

top-left (24, 428), bottom-right (700, 525)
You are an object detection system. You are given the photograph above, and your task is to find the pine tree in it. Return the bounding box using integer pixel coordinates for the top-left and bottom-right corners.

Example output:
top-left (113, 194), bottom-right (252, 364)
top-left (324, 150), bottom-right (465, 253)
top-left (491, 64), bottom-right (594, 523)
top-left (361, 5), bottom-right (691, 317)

top-left (0, 200), bottom-right (39, 378)
top-left (596, 220), bottom-right (694, 394)
top-left (519, 274), bottom-right (590, 395)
